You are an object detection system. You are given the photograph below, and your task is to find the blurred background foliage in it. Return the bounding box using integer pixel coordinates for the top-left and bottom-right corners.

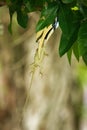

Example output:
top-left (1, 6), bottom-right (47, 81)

top-left (0, 6), bottom-right (87, 130)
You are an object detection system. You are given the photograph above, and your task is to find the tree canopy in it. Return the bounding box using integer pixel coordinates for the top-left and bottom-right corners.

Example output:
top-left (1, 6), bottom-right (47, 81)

top-left (0, 0), bottom-right (87, 65)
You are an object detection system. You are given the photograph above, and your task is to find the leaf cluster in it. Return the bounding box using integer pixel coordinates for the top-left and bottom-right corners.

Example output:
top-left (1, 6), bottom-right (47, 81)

top-left (3, 0), bottom-right (87, 64)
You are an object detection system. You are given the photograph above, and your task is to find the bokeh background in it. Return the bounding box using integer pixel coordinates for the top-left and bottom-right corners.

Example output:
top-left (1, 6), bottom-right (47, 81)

top-left (0, 6), bottom-right (87, 130)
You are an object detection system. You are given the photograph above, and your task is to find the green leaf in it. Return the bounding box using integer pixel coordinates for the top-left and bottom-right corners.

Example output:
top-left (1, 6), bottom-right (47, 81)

top-left (82, 54), bottom-right (87, 65)
top-left (8, 6), bottom-right (15, 33)
top-left (58, 4), bottom-right (81, 35)
top-left (67, 47), bottom-right (72, 65)
top-left (8, 21), bottom-right (12, 34)
top-left (58, 5), bottom-right (73, 35)
top-left (36, 2), bottom-right (58, 32)
top-left (58, 4), bottom-right (81, 56)
top-left (59, 26), bottom-right (78, 56)
top-left (73, 41), bottom-right (79, 61)
top-left (78, 20), bottom-right (87, 65)
top-left (17, 10), bottom-right (28, 28)
top-left (78, 21), bottom-right (87, 56)
top-left (8, 12), bottom-right (13, 34)
top-left (36, 19), bottom-right (46, 32)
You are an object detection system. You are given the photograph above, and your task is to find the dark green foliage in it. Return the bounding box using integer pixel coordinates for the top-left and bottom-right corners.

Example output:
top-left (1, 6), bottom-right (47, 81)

top-left (58, 4), bottom-right (81, 56)
top-left (17, 10), bottom-right (28, 28)
top-left (78, 21), bottom-right (87, 65)
top-left (3, 0), bottom-right (87, 64)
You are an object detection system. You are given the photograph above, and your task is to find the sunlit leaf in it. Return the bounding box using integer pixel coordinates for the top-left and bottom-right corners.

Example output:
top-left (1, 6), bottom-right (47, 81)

top-left (36, 2), bottom-right (58, 32)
